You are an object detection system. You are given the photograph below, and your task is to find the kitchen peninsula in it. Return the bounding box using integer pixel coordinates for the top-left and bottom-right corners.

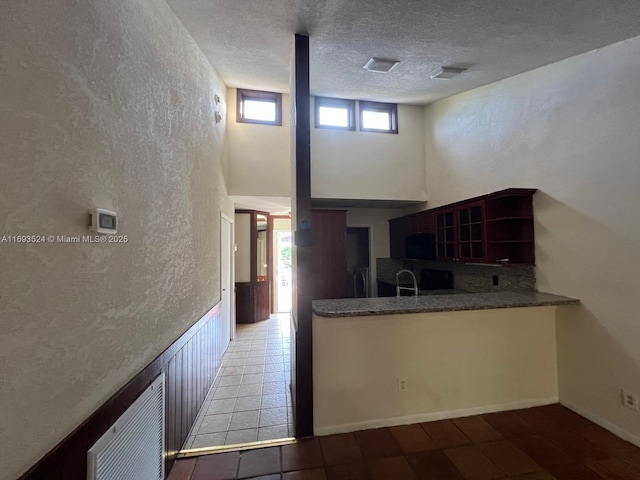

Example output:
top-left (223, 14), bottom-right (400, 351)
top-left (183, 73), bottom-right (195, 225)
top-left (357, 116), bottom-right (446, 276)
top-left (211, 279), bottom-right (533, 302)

top-left (310, 187), bottom-right (581, 436)
top-left (313, 290), bottom-right (577, 317)
top-left (311, 290), bottom-right (579, 436)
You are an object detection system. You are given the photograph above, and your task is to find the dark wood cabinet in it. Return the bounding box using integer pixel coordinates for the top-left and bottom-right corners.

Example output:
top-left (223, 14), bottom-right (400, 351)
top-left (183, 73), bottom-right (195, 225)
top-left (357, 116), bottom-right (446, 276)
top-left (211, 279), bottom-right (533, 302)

top-left (416, 212), bottom-right (435, 234)
top-left (389, 217), bottom-right (408, 258)
top-left (457, 202), bottom-right (486, 261)
top-left (310, 209), bottom-right (347, 299)
top-left (390, 189), bottom-right (536, 264)
top-left (390, 211), bottom-right (435, 258)
top-left (435, 209), bottom-right (456, 260)
top-left (435, 201), bottom-right (486, 262)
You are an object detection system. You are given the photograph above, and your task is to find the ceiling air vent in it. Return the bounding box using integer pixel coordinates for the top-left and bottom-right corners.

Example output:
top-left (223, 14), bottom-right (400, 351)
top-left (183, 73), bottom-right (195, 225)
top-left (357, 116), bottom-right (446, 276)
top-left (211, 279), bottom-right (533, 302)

top-left (363, 58), bottom-right (400, 73)
top-left (430, 66), bottom-right (468, 79)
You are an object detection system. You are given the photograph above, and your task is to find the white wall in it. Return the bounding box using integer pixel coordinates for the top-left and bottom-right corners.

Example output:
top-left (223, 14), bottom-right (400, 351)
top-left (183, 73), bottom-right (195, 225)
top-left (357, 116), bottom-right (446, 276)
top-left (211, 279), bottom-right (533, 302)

top-left (0, 1), bottom-right (232, 477)
top-left (311, 101), bottom-right (427, 201)
top-left (274, 217), bottom-right (292, 231)
top-left (423, 36), bottom-right (640, 443)
top-left (313, 307), bottom-right (560, 434)
top-left (234, 213), bottom-right (252, 283)
top-left (346, 208), bottom-right (400, 296)
top-left (227, 88), bottom-right (292, 197)
top-left (226, 93), bottom-right (426, 203)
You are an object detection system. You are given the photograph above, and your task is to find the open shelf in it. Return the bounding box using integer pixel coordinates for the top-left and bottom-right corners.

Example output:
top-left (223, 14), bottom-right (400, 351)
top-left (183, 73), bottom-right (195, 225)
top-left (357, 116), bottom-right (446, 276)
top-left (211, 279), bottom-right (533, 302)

top-left (486, 194), bottom-right (534, 221)
top-left (487, 240), bottom-right (535, 264)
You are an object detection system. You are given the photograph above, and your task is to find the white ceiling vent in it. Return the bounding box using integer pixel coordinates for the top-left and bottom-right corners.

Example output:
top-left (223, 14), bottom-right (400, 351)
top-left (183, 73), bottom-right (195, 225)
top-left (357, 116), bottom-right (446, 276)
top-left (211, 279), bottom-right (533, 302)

top-left (430, 66), bottom-right (468, 79)
top-left (363, 58), bottom-right (400, 73)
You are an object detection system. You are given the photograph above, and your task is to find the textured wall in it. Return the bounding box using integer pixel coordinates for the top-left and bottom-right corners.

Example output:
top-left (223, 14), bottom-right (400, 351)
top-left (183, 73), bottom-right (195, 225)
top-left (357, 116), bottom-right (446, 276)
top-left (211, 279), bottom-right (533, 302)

top-left (0, 1), bottom-right (231, 478)
top-left (227, 88), bottom-right (292, 197)
top-left (311, 102), bottom-right (427, 201)
top-left (423, 36), bottom-right (640, 444)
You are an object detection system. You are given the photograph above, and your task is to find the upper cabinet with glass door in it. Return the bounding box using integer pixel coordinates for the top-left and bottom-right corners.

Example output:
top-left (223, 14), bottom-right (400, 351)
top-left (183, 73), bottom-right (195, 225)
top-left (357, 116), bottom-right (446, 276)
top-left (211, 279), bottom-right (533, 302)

top-left (390, 188), bottom-right (537, 264)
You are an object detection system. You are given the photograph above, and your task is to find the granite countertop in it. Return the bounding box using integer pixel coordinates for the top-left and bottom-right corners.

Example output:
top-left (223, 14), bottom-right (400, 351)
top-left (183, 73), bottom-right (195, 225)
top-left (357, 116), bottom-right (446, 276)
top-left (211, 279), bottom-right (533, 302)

top-left (312, 291), bottom-right (579, 318)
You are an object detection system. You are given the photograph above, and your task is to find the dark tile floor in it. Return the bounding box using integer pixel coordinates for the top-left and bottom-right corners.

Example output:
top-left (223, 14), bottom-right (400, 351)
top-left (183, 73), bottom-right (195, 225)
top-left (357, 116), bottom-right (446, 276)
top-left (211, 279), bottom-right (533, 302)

top-left (168, 404), bottom-right (640, 480)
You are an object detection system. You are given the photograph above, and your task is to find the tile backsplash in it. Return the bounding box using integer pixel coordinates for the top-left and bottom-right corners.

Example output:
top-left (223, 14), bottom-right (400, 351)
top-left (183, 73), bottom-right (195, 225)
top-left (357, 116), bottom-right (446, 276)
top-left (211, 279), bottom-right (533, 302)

top-left (377, 258), bottom-right (536, 293)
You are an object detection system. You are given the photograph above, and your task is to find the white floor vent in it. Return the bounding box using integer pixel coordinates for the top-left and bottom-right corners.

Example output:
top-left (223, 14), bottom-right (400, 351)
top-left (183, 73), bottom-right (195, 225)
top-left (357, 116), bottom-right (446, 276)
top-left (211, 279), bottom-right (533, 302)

top-left (87, 374), bottom-right (165, 480)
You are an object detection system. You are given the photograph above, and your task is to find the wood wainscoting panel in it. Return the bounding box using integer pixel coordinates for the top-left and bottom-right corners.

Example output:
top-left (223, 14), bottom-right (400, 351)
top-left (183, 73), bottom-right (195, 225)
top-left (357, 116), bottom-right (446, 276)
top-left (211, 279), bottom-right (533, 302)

top-left (235, 282), bottom-right (254, 323)
top-left (255, 281), bottom-right (271, 322)
top-left (236, 281), bottom-right (270, 323)
top-left (19, 302), bottom-right (225, 480)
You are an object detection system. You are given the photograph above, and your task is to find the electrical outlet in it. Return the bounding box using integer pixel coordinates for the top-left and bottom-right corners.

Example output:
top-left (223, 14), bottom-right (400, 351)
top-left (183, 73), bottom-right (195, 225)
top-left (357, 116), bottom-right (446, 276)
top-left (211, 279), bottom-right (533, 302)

top-left (621, 389), bottom-right (639, 410)
top-left (397, 378), bottom-right (407, 391)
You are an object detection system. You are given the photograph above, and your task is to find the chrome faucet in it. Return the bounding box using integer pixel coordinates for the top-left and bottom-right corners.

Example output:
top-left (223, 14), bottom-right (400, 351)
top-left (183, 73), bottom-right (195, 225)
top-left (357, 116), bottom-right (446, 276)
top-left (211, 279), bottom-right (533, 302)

top-left (396, 269), bottom-right (418, 297)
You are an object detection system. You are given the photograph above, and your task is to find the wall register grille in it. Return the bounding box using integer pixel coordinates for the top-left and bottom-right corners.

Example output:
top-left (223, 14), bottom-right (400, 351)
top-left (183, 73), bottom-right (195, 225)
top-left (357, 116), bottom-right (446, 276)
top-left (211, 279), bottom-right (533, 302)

top-left (87, 374), bottom-right (165, 480)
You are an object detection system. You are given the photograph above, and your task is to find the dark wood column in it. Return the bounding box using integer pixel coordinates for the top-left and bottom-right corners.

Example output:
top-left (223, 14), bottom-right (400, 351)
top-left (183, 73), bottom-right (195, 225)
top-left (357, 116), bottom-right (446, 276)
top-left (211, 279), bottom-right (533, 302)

top-left (292, 33), bottom-right (313, 437)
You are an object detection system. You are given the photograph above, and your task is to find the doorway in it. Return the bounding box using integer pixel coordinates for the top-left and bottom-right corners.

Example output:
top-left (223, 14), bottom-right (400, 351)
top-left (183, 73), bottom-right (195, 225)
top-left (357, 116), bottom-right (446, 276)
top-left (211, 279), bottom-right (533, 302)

top-left (179, 214), bottom-right (293, 453)
top-left (274, 231), bottom-right (292, 313)
top-left (346, 227), bottom-right (371, 298)
top-left (271, 216), bottom-right (292, 313)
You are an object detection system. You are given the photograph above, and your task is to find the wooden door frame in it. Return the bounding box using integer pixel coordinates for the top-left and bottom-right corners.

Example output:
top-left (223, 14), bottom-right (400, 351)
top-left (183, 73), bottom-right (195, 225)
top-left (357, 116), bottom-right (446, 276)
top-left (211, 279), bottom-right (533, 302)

top-left (235, 209), bottom-right (272, 322)
top-left (221, 212), bottom-right (235, 340)
top-left (346, 224), bottom-right (374, 297)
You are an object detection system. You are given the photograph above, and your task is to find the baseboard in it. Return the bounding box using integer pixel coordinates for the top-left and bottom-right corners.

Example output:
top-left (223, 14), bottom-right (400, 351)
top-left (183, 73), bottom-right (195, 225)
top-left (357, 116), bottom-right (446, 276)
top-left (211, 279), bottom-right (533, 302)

top-left (314, 396), bottom-right (559, 436)
top-left (561, 400), bottom-right (640, 448)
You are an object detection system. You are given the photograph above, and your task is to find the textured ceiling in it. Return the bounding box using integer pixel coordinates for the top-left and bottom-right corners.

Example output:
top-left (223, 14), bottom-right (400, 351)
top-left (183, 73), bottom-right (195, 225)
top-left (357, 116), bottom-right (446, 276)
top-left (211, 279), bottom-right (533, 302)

top-left (167, 0), bottom-right (640, 105)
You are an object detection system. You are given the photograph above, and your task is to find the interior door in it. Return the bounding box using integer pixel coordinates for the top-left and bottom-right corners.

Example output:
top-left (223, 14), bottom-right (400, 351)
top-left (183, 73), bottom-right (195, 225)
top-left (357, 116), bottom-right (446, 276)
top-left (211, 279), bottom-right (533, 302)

top-left (221, 214), bottom-right (234, 341)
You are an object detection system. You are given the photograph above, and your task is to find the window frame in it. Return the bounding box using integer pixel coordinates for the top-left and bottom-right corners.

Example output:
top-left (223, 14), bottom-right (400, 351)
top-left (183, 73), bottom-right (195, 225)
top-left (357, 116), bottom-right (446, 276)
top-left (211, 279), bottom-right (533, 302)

top-left (236, 88), bottom-right (282, 126)
top-left (359, 100), bottom-right (398, 134)
top-left (314, 96), bottom-right (356, 131)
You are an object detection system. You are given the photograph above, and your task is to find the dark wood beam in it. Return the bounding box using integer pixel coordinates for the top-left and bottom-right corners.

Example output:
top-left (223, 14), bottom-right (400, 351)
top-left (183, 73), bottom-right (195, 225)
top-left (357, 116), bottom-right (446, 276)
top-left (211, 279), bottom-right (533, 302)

top-left (293, 33), bottom-right (313, 438)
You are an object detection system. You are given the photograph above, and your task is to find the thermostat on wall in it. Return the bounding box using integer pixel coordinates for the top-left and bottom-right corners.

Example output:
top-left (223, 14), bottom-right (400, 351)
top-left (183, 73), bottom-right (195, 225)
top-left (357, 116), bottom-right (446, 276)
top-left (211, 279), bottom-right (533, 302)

top-left (89, 208), bottom-right (117, 234)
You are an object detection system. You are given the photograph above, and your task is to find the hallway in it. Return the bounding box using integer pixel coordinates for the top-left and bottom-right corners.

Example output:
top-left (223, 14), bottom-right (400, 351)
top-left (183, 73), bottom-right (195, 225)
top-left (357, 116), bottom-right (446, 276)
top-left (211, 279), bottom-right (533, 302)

top-left (183, 313), bottom-right (293, 450)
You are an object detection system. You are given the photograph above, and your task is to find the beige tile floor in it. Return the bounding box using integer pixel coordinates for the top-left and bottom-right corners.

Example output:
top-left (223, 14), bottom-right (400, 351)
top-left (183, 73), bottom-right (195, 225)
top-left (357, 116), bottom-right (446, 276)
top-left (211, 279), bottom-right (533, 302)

top-left (182, 313), bottom-right (293, 450)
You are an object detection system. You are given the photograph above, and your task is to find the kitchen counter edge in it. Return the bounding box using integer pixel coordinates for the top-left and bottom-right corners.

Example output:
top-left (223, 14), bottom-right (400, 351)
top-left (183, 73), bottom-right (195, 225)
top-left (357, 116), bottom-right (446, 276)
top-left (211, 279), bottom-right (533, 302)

top-left (312, 291), bottom-right (579, 318)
